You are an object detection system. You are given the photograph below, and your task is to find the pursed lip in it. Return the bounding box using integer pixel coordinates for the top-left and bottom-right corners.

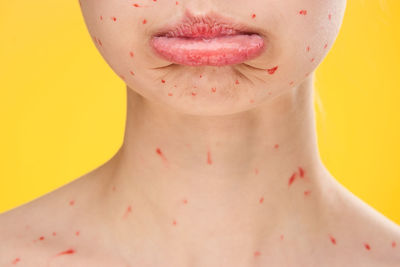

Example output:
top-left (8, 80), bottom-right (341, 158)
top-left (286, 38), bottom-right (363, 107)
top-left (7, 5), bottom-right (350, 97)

top-left (150, 10), bottom-right (263, 39)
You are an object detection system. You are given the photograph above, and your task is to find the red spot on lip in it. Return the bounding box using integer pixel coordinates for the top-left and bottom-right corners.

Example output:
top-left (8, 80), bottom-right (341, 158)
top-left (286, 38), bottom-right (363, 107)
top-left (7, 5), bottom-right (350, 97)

top-left (364, 243), bottom-right (371, 250)
top-left (12, 257), bottom-right (21, 264)
top-left (267, 66), bottom-right (278, 74)
top-left (306, 46), bottom-right (310, 52)
top-left (329, 234), bottom-right (337, 245)
top-left (299, 10), bottom-right (307, 15)
top-left (288, 172), bottom-right (297, 186)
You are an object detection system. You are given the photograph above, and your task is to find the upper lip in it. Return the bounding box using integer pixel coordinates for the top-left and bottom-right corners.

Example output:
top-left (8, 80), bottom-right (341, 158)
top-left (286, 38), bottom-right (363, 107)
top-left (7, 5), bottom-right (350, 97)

top-left (151, 10), bottom-right (262, 38)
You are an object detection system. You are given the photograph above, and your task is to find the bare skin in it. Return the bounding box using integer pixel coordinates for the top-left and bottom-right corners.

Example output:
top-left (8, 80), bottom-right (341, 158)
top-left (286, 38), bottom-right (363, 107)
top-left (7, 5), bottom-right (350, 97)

top-left (1, 0), bottom-right (400, 266)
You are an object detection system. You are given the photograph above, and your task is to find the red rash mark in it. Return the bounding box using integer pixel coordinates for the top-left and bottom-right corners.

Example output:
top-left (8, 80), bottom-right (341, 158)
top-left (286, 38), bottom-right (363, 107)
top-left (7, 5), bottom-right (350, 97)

top-left (328, 13), bottom-right (332, 20)
top-left (172, 220), bottom-right (177, 226)
top-left (364, 243), bottom-right (371, 250)
top-left (123, 205), bottom-right (132, 219)
top-left (207, 150), bottom-right (213, 165)
top-left (192, 92), bottom-right (197, 96)
top-left (133, 4), bottom-right (140, 7)
top-left (250, 99), bottom-right (255, 103)
top-left (100, 16), bottom-right (103, 20)
top-left (112, 185), bottom-right (117, 191)
top-left (39, 236), bottom-right (45, 241)
top-left (168, 93), bottom-right (173, 96)
top-left (211, 87), bottom-right (217, 93)
top-left (274, 144), bottom-right (279, 149)
top-left (288, 172), bottom-right (297, 186)
top-left (324, 43), bottom-right (328, 49)
top-left (12, 258), bottom-right (20, 265)
top-left (267, 66), bottom-right (278, 74)
top-left (306, 46), bottom-right (310, 52)
top-left (392, 241), bottom-right (397, 248)
top-left (259, 197), bottom-right (264, 204)
top-left (69, 200), bottom-right (75, 206)
top-left (251, 14), bottom-right (256, 19)
top-left (176, 1), bottom-right (179, 5)
top-left (156, 147), bottom-right (168, 164)
top-left (298, 167), bottom-right (305, 178)
top-left (129, 51), bottom-right (134, 58)
top-left (129, 71), bottom-right (135, 76)
top-left (280, 234), bottom-right (284, 240)
top-left (52, 232), bottom-right (57, 236)
top-left (161, 79), bottom-right (166, 83)
top-left (75, 231), bottom-right (80, 236)
top-left (254, 251), bottom-right (261, 257)
top-left (299, 10), bottom-right (307, 15)
top-left (304, 190), bottom-right (311, 196)
top-left (310, 58), bottom-right (315, 62)
top-left (255, 168), bottom-right (259, 175)
top-left (120, 75), bottom-right (126, 81)
top-left (329, 235), bottom-right (337, 245)
top-left (55, 249), bottom-right (76, 257)
top-left (289, 81), bottom-right (294, 85)
top-left (143, 19), bottom-right (147, 24)
top-left (235, 79), bottom-right (240, 84)
top-left (199, 74), bottom-right (202, 78)
top-left (111, 16), bottom-right (117, 22)
top-left (182, 198), bottom-right (188, 204)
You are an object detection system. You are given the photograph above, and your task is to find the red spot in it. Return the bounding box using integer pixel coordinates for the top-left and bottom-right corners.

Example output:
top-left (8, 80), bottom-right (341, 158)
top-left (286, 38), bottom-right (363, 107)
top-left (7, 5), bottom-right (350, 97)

top-left (298, 167), bottom-right (305, 178)
top-left (69, 200), bottom-right (75, 206)
top-left (280, 234), bottom-right (284, 240)
top-left (168, 92), bottom-right (173, 96)
top-left (192, 92), bottom-right (197, 96)
top-left (52, 232), bottom-right (57, 236)
top-left (172, 220), bottom-right (177, 226)
top-left (112, 185), bottom-right (117, 191)
top-left (288, 172), bottom-right (297, 186)
top-left (251, 14), bottom-right (256, 19)
top-left (255, 168), bottom-right (259, 175)
top-left (55, 249), bottom-right (76, 256)
top-left (310, 58), bottom-right (315, 62)
top-left (199, 74), bottom-right (202, 78)
top-left (254, 251), bottom-right (261, 257)
top-left (299, 10), bottom-right (307, 15)
top-left (100, 15), bottom-right (103, 20)
top-left (289, 81), bottom-right (294, 85)
top-left (250, 99), bottom-right (255, 103)
top-left (161, 79), bottom-right (166, 83)
top-left (39, 236), bottom-right (45, 241)
top-left (306, 46), bottom-right (310, 52)
top-left (324, 43), bottom-right (328, 49)
top-left (111, 16), bottom-right (117, 22)
top-left (211, 87), bottom-right (216, 93)
top-left (176, 1), bottom-right (179, 5)
top-left (364, 243), bottom-right (371, 250)
top-left (274, 144), bottom-right (279, 149)
top-left (129, 71), bottom-right (135, 76)
top-left (304, 190), bottom-right (311, 196)
top-left (12, 257), bottom-right (21, 264)
top-left (207, 150), bottom-right (213, 165)
top-left (129, 51), bottom-right (134, 58)
top-left (182, 198), bottom-right (188, 204)
top-left (120, 75), bottom-right (126, 81)
top-left (75, 231), bottom-right (80, 236)
top-left (259, 197), bottom-right (264, 204)
top-left (328, 13), bottom-right (332, 20)
top-left (235, 79), bottom-right (240, 84)
top-left (305, 72), bottom-right (310, 77)
top-left (133, 4), bottom-right (140, 7)
top-left (156, 147), bottom-right (168, 164)
top-left (142, 19), bottom-right (147, 24)
top-left (329, 235), bottom-right (337, 245)
top-left (392, 241), bottom-right (397, 248)
top-left (267, 66), bottom-right (278, 74)
top-left (97, 38), bottom-right (103, 47)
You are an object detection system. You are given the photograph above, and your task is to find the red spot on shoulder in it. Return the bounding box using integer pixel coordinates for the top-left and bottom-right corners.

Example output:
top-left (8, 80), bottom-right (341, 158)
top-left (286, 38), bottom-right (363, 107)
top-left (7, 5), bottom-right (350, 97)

top-left (133, 4), bottom-right (140, 7)
top-left (100, 15), bottom-right (103, 20)
top-left (168, 92), bottom-right (173, 96)
top-left (324, 43), bottom-right (328, 49)
top-left (328, 13), bottom-right (332, 20)
top-left (289, 81), bottom-right (294, 85)
top-left (176, 1), bottom-right (179, 5)
top-left (392, 241), bottom-right (397, 248)
top-left (192, 92), bottom-right (197, 96)
top-left (299, 10), bottom-right (307, 15)
top-left (156, 147), bottom-right (169, 165)
top-left (306, 46), bottom-right (310, 52)
top-left (267, 66), bottom-right (278, 74)
top-left (329, 234), bottom-right (337, 245)
top-left (235, 79), bottom-right (240, 84)
top-left (288, 172), bottom-right (297, 186)
top-left (129, 71), bottom-right (135, 76)
top-left (207, 150), bottom-right (213, 165)
top-left (182, 198), bottom-right (188, 204)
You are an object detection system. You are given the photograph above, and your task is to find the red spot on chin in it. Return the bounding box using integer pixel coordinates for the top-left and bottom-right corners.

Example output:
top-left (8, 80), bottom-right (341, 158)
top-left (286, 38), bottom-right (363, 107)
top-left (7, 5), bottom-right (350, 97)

top-left (133, 4), bottom-right (140, 7)
top-left (306, 46), bottom-right (310, 52)
top-left (191, 92), bottom-right (197, 96)
top-left (364, 243), bottom-right (371, 250)
top-left (199, 74), bottom-right (202, 78)
top-left (289, 81), bottom-right (294, 86)
top-left (250, 99), bottom-right (255, 103)
top-left (12, 257), bottom-right (20, 265)
top-left (129, 71), bottom-right (135, 76)
top-left (329, 235), bottom-right (337, 245)
top-left (299, 10), bottom-right (307, 15)
top-left (267, 66), bottom-right (278, 74)
top-left (288, 172), bottom-right (297, 186)
top-left (56, 249), bottom-right (76, 256)
top-left (52, 232), bottom-right (57, 236)
top-left (129, 51), bottom-right (134, 58)
top-left (324, 43), bottom-right (328, 49)
top-left (100, 16), bottom-right (103, 20)
top-left (175, 1), bottom-right (179, 5)
top-left (259, 197), bottom-right (264, 203)
top-left (328, 13), bottom-right (332, 20)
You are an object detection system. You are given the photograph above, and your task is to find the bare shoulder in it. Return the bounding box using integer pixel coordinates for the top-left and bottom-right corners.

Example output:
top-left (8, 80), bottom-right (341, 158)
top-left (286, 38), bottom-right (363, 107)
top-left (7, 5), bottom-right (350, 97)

top-left (0, 163), bottom-right (114, 266)
top-left (324, 174), bottom-right (400, 267)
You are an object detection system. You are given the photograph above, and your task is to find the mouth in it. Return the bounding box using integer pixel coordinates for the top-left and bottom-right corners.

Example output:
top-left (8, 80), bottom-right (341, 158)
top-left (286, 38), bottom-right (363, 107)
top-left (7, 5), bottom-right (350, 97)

top-left (149, 11), bottom-right (266, 66)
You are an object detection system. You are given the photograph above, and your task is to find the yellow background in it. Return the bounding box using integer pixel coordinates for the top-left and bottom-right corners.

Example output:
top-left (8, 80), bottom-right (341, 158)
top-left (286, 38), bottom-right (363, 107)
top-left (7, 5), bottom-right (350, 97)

top-left (0, 0), bottom-right (399, 224)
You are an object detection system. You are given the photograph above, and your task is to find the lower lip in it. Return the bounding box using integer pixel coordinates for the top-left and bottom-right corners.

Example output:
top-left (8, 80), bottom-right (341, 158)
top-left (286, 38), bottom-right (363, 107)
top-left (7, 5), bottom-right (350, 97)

top-left (150, 34), bottom-right (265, 66)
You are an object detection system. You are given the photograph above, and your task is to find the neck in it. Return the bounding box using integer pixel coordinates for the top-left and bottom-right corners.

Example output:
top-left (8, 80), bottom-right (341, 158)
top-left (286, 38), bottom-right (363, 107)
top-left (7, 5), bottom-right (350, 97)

top-left (96, 74), bottom-right (334, 264)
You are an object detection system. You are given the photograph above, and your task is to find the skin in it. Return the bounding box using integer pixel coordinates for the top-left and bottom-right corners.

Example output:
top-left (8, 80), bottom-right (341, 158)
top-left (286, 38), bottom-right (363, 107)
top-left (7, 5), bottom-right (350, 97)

top-left (1, 0), bottom-right (400, 266)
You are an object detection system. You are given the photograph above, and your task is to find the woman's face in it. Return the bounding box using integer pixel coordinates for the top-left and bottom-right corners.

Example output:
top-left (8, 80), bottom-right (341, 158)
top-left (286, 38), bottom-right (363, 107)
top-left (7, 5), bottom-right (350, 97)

top-left (80, 0), bottom-right (346, 115)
